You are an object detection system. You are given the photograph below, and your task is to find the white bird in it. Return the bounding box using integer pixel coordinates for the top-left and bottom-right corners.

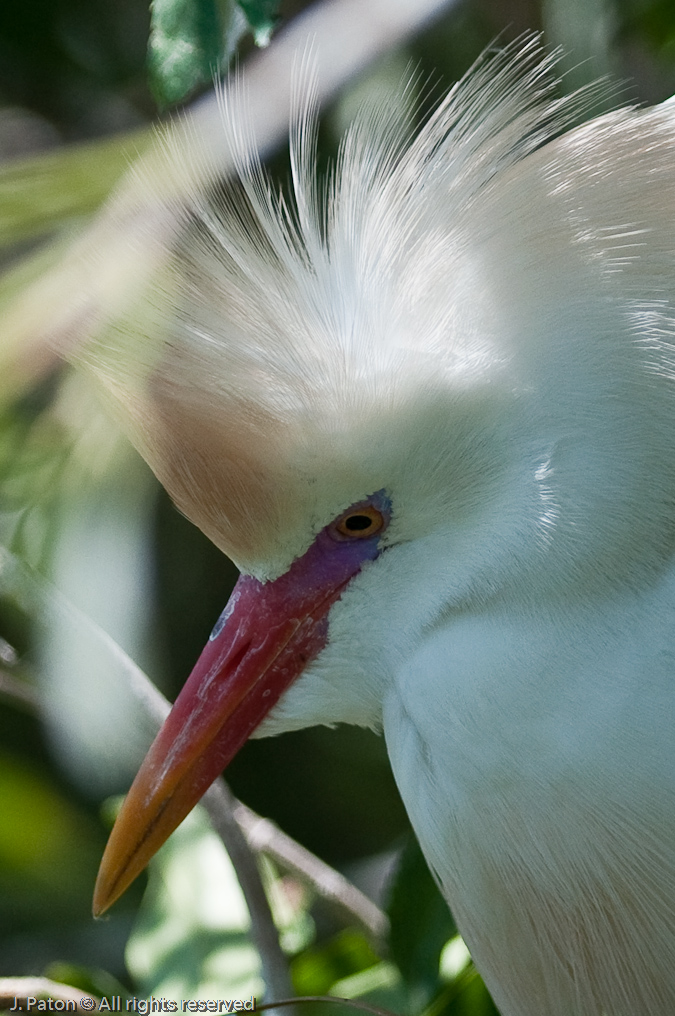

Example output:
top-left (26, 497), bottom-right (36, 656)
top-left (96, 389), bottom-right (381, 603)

top-left (84, 37), bottom-right (675, 1016)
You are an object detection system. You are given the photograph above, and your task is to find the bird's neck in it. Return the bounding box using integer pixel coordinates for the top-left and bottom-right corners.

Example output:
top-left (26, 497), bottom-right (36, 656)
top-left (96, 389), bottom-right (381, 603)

top-left (383, 575), bottom-right (675, 1016)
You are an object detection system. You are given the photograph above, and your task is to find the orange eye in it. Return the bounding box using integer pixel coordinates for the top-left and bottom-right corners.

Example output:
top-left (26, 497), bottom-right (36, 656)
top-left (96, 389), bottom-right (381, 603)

top-left (335, 505), bottom-right (386, 539)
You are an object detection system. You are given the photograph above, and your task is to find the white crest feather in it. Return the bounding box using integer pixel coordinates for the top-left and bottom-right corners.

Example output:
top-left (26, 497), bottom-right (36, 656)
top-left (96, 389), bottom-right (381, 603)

top-left (75, 38), bottom-right (620, 563)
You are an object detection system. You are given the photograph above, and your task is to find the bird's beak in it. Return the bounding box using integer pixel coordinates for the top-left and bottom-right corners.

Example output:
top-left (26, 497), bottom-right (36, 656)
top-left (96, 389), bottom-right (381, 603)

top-left (92, 531), bottom-right (372, 916)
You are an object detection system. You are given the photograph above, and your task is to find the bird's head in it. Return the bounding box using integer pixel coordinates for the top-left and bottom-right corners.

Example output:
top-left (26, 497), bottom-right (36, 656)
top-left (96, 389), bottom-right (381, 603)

top-left (88, 39), bottom-right (675, 913)
top-left (90, 207), bottom-right (517, 912)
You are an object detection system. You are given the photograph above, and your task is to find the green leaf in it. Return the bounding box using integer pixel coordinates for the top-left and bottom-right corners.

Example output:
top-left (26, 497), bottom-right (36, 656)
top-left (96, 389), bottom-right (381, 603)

top-left (126, 805), bottom-right (264, 999)
top-left (621, 0), bottom-right (675, 58)
top-left (330, 961), bottom-right (406, 1014)
top-left (293, 933), bottom-right (405, 1013)
top-left (237, 0), bottom-right (281, 46)
top-left (386, 837), bottom-right (457, 1009)
top-left (148, 0), bottom-right (243, 107)
top-left (291, 929), bottom-right (381, 995)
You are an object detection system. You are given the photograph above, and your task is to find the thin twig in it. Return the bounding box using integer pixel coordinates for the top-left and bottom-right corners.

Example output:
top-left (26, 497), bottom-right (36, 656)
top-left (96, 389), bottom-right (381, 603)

top-left (203, 779), bottom-right (294, 1001)
top-left (0, 977), bottom-right (98, 1013)
top-left (257, 997), bottom-right (398, 1016)
top-left (233, 802), bottom-right (389, 941)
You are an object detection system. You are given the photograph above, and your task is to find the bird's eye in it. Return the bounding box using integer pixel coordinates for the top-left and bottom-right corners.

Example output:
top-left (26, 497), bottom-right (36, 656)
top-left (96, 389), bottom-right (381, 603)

top-left (334, 505), bottom-right (386, 539)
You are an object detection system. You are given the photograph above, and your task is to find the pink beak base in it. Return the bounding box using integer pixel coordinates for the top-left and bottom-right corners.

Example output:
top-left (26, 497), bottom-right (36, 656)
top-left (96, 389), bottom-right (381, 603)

top-left (93, 512), bottom-right (387, 916)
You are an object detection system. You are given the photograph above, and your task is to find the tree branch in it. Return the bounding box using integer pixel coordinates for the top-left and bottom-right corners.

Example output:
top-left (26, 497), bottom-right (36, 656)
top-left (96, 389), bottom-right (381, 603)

top-left (233, 801), bottom-right (389, 941)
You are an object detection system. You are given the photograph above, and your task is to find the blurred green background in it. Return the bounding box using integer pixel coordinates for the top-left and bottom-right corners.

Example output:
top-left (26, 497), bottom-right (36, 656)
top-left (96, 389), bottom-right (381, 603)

top-left (1, 0), bottom-right (675, 1011)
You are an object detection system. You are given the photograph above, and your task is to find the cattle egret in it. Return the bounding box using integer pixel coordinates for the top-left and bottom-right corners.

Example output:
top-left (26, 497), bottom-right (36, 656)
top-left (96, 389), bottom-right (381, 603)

top-left (86, 37), bottom-right (675, 1016)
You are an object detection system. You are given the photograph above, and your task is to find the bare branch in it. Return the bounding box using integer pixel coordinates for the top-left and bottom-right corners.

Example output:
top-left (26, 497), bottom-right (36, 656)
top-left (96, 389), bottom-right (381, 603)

top-left (203, 780), bottom-right (294, 1002)
top-left (233, 801), bottom-right (389, 942)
